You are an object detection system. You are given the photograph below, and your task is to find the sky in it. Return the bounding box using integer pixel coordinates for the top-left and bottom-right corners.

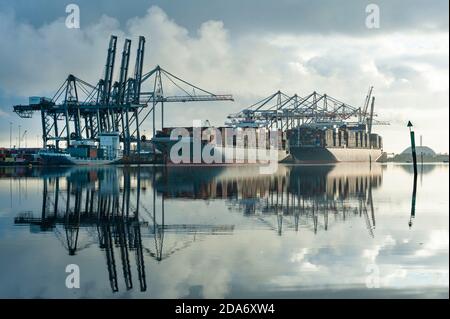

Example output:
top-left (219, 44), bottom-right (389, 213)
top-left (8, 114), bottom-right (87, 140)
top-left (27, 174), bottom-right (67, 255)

top-left (0, 0), bottom-right (448, 153)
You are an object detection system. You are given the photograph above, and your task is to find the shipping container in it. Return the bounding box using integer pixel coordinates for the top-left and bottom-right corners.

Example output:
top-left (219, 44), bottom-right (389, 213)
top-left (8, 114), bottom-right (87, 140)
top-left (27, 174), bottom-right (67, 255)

top-left (325, 129), bottom-right (334, 147)
top-left (89, 147), bottom-right (97, 159)
top-left (68, 147), bottom-right (88, 158)
top-left (369, 134), bottom-right (378, 148)
top-left (348, 131), bottom-right (357, 148)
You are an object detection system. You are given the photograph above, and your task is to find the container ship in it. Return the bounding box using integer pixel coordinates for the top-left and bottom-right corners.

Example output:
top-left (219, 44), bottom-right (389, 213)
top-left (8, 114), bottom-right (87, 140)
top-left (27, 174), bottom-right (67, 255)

top-left (39, 132), bottom-right (123, 165)
top-left (152, 123), bottom-right (289, 164)
top-left (286, 122), bottom-right (385, 163)
top-left (225, 89), bottom-right (388, 164)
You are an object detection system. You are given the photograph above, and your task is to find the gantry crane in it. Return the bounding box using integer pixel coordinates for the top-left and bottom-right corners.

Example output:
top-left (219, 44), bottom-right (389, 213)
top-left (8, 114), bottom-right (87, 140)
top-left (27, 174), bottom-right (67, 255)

top-left (227, 88), bottom-right (389, 130)
top-left (13, 35), bottom-right (234, 155)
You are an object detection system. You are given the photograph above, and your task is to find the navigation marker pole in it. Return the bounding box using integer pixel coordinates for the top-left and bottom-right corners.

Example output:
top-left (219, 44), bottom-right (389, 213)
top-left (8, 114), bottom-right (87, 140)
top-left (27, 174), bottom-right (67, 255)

top-left (407, 121), bottom-right (418, 175)
top-left (407, 121), bottom-right (418, 228)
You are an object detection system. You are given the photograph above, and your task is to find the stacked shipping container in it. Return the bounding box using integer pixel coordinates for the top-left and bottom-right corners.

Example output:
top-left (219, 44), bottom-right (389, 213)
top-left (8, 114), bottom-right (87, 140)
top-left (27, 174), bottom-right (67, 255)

top-left (321, 129), bottom-right (382, 149)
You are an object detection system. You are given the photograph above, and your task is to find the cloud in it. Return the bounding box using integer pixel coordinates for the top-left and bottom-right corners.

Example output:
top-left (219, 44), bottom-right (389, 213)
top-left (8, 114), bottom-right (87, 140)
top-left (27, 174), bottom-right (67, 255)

top-left (0, 5), bottom-right (448, 153)
top-left (1, 0), bottom-right (448, 35)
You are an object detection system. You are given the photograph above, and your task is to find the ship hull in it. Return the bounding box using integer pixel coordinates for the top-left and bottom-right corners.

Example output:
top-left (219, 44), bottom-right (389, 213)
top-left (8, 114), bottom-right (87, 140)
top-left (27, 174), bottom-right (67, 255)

top-left (288, 146), bottom-right (384, 163)
top-left (152, 137), bottom-right (289, 164)
top-left (40, 153), bottom-right (121, 166)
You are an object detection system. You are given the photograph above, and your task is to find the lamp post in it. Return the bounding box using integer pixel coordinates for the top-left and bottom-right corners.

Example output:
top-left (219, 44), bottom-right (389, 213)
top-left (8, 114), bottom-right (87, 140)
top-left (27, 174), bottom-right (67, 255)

top-left (9, 122), bottom-right (12, 149)
top-left (18, 125), bottom-right (21, 149)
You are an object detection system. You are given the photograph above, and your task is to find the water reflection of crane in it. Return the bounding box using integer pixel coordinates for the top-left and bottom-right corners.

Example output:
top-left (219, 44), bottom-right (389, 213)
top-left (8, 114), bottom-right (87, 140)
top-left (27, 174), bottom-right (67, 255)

top-left (13, 164), bottom-right (380, 293)
top-left (14, 167), bottom-right (234, 293)
top-left (228, 165), bottom-right (379, 237)
top-left (152, 165), bottom-right (380, 237)
top-left (141, 170), bottom-right (235, 262)
top-left (15, 168), bottom-right (148, 292)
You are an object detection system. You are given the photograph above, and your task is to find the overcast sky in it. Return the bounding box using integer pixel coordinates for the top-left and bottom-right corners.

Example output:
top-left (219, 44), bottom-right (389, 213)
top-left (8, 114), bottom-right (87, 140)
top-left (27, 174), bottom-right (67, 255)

top-left (0, 0), bottom-right (448, 153)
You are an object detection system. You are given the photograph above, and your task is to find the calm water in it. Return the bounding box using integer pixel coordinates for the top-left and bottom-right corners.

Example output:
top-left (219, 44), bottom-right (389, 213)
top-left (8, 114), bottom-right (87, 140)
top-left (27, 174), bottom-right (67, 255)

top-left (0, 163), bottom-right (448, 298)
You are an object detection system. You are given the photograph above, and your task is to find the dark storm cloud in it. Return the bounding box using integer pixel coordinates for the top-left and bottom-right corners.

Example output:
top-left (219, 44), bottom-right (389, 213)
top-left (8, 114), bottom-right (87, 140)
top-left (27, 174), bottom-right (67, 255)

top-left (0, 0), bottom-right (448, 34)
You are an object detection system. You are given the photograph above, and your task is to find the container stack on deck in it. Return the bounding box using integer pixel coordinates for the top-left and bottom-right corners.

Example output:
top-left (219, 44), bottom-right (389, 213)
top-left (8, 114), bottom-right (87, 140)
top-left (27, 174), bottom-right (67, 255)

top-left (319, 128), bottom-right (383, 149)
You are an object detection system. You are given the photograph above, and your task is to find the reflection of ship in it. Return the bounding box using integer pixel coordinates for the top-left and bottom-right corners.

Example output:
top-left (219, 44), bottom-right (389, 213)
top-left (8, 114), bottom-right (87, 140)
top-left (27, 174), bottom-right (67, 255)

top-left (230, 164), bottom-right (379, 236)
top-left (152, 163), bottom-right (381, 236)
top-left (153, 166), bottom-right (226, 198)
top-left (13, 164), bottom-right (382, 293)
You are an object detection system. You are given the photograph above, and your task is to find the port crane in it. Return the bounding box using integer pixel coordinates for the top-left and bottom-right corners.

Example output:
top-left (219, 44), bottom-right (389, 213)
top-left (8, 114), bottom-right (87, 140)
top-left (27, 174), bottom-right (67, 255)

top-left (13, 35), bottom-right (233, 156)
top-left (227, 89), bottom-right (389, 130)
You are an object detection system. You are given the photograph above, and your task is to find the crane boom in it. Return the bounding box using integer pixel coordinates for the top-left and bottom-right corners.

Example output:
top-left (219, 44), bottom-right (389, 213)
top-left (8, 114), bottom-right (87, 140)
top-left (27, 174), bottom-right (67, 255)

top-left (117, 39), bottom-right (132, 104)
top-left (133, 36), bottom-right (146, 104)
top-left (362, 86), bottom-right (373, 116)
top-left (102, 35), bottom-right (118, 105)
top-left (139, 93), bottom-right (233, 103)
